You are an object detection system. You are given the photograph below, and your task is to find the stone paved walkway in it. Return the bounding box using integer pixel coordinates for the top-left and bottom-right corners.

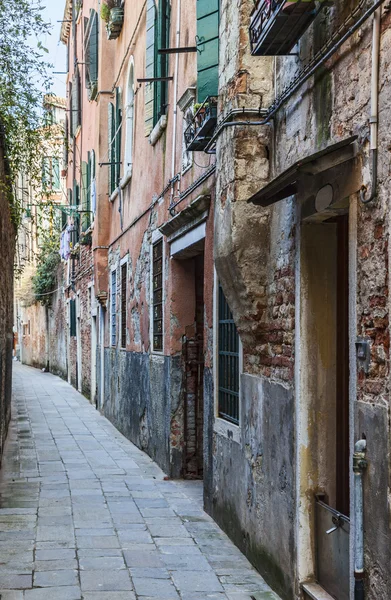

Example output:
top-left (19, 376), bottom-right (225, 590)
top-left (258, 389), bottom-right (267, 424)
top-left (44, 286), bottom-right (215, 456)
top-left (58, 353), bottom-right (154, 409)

top-left (0, 363), bottom-right (280, 600)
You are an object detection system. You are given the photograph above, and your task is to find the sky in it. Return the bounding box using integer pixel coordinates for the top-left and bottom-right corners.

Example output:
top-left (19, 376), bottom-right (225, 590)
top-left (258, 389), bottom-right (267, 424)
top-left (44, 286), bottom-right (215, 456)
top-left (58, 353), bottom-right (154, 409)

top-left (39, 1), bottom-right (67, 98)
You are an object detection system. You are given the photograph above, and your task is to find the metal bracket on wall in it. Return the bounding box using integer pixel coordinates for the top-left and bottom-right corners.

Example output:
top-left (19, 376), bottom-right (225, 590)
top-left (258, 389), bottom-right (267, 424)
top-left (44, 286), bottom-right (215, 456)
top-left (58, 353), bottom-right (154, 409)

top-left (355, 337), bottom-right (371, 374)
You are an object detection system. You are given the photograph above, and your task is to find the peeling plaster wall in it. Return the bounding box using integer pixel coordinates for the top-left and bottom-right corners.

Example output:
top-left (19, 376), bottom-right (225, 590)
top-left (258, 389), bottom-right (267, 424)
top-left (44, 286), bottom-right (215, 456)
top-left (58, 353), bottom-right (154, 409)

top-left (212, 1), bottom-right (391, 598)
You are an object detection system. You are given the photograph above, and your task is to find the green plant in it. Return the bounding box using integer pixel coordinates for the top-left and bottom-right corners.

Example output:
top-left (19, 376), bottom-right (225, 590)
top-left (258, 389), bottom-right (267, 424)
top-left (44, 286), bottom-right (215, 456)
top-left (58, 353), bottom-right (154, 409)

top-left (100, 0), bottom-right (115, 22)
top-left (0, 0), bottom-right (52, 227)
top-left (32, 230), bottom-right (61, 307)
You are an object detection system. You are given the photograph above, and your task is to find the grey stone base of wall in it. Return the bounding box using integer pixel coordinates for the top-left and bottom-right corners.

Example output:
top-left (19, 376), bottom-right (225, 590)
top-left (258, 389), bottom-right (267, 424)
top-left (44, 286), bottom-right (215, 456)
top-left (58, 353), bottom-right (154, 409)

top-left (0, 338), bottom-right (12, 465)
top-left (97, 347), bottom-right (184, 478)
top-left (204, 372), bottom-right (295, 600)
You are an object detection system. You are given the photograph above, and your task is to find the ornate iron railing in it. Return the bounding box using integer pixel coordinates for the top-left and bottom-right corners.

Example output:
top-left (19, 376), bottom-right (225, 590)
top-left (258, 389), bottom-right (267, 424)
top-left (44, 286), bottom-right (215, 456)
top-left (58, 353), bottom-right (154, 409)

top-left (250, 0), bottom-right (330, 56)
top-left (184, 97), bottom-right (218, 152)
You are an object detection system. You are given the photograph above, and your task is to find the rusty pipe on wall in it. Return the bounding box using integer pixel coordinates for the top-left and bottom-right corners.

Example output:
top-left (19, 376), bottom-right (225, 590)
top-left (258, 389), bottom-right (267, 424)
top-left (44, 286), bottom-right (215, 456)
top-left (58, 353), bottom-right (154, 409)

top-left (353, 439), bottom-right (368, 600)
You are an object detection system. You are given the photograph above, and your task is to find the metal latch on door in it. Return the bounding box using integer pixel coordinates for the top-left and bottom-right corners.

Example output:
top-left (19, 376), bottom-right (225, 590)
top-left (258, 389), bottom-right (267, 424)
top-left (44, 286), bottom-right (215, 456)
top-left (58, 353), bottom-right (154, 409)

top-left (326, 514), bottom-right (344, 534)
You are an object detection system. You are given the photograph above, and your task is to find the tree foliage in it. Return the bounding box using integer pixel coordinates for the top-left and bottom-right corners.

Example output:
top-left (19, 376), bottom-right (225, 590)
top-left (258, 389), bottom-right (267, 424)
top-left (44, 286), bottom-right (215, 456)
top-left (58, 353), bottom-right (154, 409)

top-left (0, 0), bottom-right (52, 224)
top-left (32, 228), bottom-right (61, 307)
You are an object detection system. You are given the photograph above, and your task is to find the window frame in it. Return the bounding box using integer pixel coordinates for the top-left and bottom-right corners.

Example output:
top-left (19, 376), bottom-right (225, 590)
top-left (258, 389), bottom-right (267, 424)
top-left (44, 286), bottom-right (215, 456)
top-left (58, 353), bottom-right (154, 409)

top-left (120, 255), bottom-right (128, 349)
top-left (110, 264), bottom-right (118, 347)
top-left (213, 269), bottom-right (242, 441)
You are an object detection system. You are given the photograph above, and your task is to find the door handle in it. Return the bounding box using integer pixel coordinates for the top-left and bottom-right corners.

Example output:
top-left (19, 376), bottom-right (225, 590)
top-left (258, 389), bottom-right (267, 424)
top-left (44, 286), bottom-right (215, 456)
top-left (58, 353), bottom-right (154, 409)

top-left (326, 515), bottom-right (343, 534)
top-left (326, 525), bottom-right (339, 534)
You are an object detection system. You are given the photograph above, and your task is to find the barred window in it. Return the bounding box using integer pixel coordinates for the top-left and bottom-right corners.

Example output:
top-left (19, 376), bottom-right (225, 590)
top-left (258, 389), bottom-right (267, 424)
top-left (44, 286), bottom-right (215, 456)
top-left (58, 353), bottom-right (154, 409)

top-left (111, 269), bottom-right (117, 347)
top-left (121, 262), bottom-right (127, 349)
top-left (152, 239), bottom-right (163, 351)
top-left (218, 284), bottom-right (240, 424)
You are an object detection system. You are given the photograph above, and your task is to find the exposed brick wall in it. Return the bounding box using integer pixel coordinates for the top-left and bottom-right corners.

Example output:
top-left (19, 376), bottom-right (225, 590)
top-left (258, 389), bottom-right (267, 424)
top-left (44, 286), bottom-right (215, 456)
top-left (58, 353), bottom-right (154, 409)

top-left (68, 242), bottom-right (93, 398)
top-left (0, 136), bottom-right (15, 460)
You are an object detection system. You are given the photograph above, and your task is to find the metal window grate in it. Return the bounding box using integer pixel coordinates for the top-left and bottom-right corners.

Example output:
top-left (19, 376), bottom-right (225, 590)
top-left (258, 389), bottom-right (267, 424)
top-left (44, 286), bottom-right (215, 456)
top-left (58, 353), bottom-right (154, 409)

top-left (218, 284), bottom-right (239, 424)
top-left (121, 263), bottom-right (127, 349)
top-left (111, 269), bottom-right (117, 347)
top-left (152, 240), bottom-right (163, 351)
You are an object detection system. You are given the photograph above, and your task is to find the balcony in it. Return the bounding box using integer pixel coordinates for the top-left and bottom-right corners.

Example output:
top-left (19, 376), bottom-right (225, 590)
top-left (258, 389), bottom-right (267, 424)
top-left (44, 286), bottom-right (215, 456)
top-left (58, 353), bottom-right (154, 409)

top-left (250, 0), bottom-right (329, 56)
top-left (184, 97), bottom-right (218, 152)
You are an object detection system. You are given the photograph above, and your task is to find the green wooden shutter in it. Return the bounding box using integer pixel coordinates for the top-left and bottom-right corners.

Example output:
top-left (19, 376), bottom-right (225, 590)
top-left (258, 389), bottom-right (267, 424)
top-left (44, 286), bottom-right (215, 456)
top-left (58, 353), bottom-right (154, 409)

top-left (71, 79), bottom-right (76, 136)
top-left (75, 68), bottom-right (81, 129)
top-left (196, 0), bottom-right (219, 102)
top-left (108, 102), bottom-right (115, 195)
top-left (145, 0), bottom-right (157, 136)
top-left (156, 0), bottom-right (170, 120)
top-left (91, 149), bottom-right (96, 179)
top-left (86, 9), bottom-right (99, 99)
top-left (70, 299), bottom-right (77, 337)
top-left (42, 157), bottom-right (49, 188)
top-left (52, 157), bottom-right (60, 190)
top-left (115, 88), bottom-right (122, 186)
top-left (81, 160), bottom-right (88, 231)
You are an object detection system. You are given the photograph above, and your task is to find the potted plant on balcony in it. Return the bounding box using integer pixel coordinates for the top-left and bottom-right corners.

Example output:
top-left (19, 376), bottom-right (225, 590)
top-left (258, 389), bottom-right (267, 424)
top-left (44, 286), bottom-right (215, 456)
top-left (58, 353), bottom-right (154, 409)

top-left (100, 0), bottom-right (124, 40)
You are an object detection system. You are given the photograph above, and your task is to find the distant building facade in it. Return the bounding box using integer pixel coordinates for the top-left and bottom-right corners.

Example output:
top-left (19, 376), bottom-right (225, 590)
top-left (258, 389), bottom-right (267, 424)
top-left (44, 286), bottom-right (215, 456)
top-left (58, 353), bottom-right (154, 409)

top-left (14, 96), bottom-right (68, 378)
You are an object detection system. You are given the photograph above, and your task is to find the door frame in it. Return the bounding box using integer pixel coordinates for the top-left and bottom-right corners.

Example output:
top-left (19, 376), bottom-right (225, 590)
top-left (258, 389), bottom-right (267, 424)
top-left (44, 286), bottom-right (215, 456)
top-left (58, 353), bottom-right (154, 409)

top-left (295, 197), bottom-right (357, 598)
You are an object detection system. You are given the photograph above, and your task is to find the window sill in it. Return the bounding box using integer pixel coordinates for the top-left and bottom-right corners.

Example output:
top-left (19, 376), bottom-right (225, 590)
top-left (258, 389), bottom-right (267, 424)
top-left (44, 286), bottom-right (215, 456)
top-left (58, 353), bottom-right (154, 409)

top-left (302, 583), bottom-right (335, 600)
top-left (213, 417), bottom-right (241, 445)
top-left (149, 115), bottom-right (167, 147)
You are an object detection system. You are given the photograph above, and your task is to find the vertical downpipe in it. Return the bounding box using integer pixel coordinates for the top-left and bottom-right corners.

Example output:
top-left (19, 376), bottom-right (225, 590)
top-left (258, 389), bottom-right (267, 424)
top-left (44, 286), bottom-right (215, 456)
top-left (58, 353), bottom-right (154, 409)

top-left (354, 439), bottom-right (368, 600)
top-left (360, 4), bottom-right (381, 204)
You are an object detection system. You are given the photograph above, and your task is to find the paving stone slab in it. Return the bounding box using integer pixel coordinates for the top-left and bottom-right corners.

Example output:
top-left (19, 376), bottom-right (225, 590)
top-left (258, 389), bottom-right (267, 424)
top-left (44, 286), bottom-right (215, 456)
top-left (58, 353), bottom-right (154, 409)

top-left (80, 569), bottom-right (133, 592)
top-left (0, 591), bottom-right (25, 600)
top-left (24, 586), bottom-right (82, 600)
top-left (33, 569), bottom-right (78, 587)
top-left (132, 577), bottom-right (180, 598)
top-left (33, 559), bottom-right (78, 571)
top-left (82, 593), bottom-right (136, 600)
top-left (79, 556), bottom-right (126, 570)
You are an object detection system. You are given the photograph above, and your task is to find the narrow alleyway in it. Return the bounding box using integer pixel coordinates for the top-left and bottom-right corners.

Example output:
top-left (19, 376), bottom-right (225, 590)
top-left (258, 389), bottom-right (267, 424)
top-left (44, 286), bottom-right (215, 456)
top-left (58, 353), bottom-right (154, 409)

top-left (0, 363), bottom-right (279, 600)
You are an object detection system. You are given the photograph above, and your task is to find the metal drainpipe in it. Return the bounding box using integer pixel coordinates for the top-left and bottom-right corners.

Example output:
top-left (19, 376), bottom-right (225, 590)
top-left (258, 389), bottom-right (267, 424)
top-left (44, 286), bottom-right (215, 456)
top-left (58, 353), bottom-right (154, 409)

top-left (170, 0), bottom-right (181, 206)
top-left (360, 3), bottom-right (381, 204)
top-left (353, 439), bottom-right (368, 600)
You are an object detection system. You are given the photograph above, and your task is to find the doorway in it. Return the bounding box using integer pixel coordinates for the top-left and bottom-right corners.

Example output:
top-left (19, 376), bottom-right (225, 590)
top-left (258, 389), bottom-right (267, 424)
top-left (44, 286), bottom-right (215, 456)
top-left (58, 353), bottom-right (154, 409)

top-left (76, 293), bottom-right (82, 393)
top-left (183, 253), bottom-right (204, 479)
top-left (300, 214), bottom-right (350, 600)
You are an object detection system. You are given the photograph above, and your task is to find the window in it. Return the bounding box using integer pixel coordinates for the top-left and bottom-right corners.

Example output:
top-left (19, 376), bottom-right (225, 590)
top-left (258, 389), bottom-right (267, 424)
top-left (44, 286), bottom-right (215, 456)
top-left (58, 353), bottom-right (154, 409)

top-left (70, 299), bottom-right (77, 337)
top-left (111, 268), bottom-right (117, 347)
top-left (145, 0), bottom-right (157, 136)
top-left (108, 89), bottom-right (122, 195)
top-left (218, 283), bottom-right (240, 424)
top-left (121, 262), bottom-right (127, 348)
top-left (152, 239), bottom-right (163, 351)
top-left (182, 106), bottom-right (194, 172)
top-left (85, 9), bottom-right (99, 100)
top-left (124, 61), bottom-right (135, 178)
top-left (81, 160), bottom-right (89, 231)
top-left (42, 157), bottom-right (61, 191)
top-left (144, 0), bottom-right (170, 136)
top-left (156, 0), bottom-right (170, 120)
top-left (90, 150), bottom-right (96, 215)
top-left (196, 0), bottom-right (219, 102)
top-left (71, 68), bottom-right (81, 136)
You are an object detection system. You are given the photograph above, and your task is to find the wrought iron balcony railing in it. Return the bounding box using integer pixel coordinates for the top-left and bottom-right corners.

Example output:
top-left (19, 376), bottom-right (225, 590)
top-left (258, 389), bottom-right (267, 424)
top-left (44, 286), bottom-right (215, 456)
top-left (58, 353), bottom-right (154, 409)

top-left (184, 97), bottom-right (218, 152)
top-left (250, 0), bottom-right (330, 56)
